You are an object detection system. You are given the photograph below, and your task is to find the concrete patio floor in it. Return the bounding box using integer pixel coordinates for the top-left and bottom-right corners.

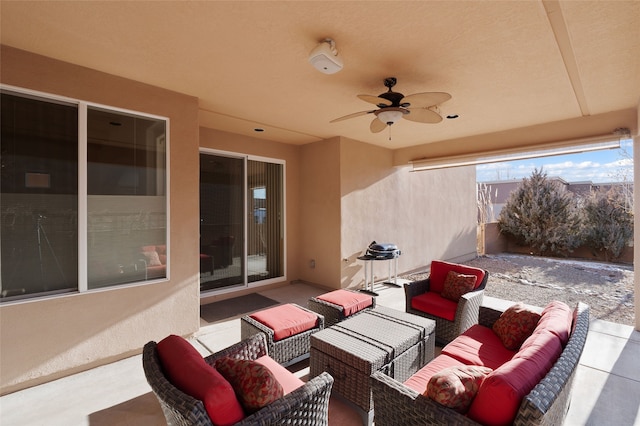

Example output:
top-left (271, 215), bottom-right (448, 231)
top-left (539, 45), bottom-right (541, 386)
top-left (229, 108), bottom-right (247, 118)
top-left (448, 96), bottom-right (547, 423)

top-left (1, 281), bottom-right (639, 425)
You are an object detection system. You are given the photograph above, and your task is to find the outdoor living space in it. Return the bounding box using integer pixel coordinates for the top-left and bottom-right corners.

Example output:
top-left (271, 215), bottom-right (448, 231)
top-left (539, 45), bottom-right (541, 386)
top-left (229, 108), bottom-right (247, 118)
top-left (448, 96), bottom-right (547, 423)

top-left (1, 278), bottom-right (639, 426)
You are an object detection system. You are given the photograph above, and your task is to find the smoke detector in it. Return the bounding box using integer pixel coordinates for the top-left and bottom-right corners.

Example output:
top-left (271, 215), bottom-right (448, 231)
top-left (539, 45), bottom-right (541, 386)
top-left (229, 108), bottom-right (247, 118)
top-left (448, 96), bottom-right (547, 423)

top-left (308, 38), bottom-right (343, 74)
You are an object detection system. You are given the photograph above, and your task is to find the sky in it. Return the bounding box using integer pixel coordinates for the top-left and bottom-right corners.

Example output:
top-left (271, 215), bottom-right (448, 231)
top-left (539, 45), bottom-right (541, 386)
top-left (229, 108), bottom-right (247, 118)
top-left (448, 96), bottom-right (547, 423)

top-left (476, 139), bottom-right (634, 184)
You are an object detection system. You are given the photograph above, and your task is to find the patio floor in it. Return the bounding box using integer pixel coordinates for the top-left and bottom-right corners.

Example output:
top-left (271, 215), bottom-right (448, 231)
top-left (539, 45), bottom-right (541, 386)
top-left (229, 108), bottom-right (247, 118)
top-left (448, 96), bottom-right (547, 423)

top-left (1, 281), bottom-right (639, 425)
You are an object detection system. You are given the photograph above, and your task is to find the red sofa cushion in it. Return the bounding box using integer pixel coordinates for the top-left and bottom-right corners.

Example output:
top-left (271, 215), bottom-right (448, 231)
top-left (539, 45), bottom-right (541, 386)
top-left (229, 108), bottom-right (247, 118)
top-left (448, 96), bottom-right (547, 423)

top-left (536, 301), bottom-right (573, 344)
top-left (467, 331), bottom-right (563, 426)
top-left (403, 354), bottom-right (467, 393)
top-left (250, 304), bottom-right (318, 341)
top-left (428, 260), bottom-right (485, 294)
top-left (214, 357), bottom-right (284, 413)
top-left (425, 365), bottom-right (493, 414)
top-left (317, 289), bottom-right (373, 317)
top-left (492, 303), bottom-right (541, 350)
top-left (156, 335), bottom-right (245, 426)
top-left (442, 325), bottom-right (517, 370)
top-left (411, 291), bottom-right (458, 321)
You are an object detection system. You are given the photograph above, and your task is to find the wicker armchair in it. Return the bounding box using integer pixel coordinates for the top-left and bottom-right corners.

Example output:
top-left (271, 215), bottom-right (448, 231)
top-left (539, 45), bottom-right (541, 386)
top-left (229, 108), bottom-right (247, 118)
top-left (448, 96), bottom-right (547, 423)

top-left (404, 260), bottom-right (488, 344)
top-left (370, 303), bottom-right (589, 426)
top-left (143, 333), bottom-right (334, 426)
top-left (241, 303), bottom-right (324, 366)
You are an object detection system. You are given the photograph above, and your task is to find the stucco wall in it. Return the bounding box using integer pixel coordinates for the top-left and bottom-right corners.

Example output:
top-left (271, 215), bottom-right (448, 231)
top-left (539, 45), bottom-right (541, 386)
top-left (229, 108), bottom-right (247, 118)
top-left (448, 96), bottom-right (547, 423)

top-left (298, 138), bottom-right (342, 287)
top-left (0, 46), bottom-right (200, 394)
top-left (340, 138), bottom-right (478, 287)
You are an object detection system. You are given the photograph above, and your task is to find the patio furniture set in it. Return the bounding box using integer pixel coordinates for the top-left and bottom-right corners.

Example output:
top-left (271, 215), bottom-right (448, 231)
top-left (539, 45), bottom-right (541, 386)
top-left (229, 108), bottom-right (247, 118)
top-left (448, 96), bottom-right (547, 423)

top-left (143, 260), bottom-right (589, 426)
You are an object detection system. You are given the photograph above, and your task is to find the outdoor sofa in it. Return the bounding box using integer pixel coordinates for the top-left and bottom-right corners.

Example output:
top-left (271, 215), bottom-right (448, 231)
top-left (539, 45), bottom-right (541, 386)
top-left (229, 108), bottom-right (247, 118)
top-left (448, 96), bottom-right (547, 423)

top-left (371, 301), bottom-right (589, 425)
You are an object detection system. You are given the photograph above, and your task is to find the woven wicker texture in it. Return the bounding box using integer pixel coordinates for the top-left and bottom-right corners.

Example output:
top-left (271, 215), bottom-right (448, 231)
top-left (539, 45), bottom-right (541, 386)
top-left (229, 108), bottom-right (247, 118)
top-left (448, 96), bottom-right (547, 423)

top-left (404, 269), bottom-right (488, 344)
top-left (310, 307), bottom-right (435, 413)
top-left (143, 333), bottom-right (334, 426)
top-left (308, 290), bottom-right (376, 328)
top-left (240, 303), bottom-right (324, 366)
top-left (370, 302), bottom-right (589, 426)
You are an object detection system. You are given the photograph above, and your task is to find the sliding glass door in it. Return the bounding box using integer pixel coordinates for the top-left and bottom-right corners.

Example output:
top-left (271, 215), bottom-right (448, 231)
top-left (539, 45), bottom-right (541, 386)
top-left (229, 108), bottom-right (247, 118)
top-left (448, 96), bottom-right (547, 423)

top-left (199, 152), bottom-right (284, 293)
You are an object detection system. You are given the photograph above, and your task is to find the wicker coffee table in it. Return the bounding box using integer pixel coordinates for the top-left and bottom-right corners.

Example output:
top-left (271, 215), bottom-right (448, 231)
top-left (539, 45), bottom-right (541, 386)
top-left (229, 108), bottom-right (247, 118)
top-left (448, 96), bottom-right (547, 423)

top-left (309, 306), bottom-right (435, 425)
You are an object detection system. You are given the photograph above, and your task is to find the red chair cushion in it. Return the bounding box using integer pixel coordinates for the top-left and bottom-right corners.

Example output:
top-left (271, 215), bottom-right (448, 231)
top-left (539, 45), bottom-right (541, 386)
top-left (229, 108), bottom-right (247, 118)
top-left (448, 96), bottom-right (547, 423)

top-left (250, 304), bottom-right (318, 341)
top-left (410, 291), bottom-right (458, 321)
top-left (440, 271), bottom-right (477, 301)
top-left (317, 289), bottom-right (373, 317)
top-left (536, 301), bottom-right (573, 344)
top-left (254, 355), bottom-right (305, 395)
top-left (214, 357), bottom-right (284, 413)
top-left (429, 260), bottom-right (485, 294)
top-left (441, 325), bottom-right (517, 370)
top-left (156, 335), bottom-right (245, 426)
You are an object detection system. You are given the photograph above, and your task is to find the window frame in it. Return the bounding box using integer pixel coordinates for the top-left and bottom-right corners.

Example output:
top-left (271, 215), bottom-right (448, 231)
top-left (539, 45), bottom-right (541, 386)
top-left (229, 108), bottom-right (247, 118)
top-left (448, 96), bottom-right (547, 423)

top-left (0, 84), bottom-right (170, 304)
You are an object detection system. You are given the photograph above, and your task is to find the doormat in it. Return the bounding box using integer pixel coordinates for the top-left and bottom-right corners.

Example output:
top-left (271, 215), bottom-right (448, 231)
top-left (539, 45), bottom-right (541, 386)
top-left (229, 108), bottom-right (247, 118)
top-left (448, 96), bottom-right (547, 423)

top-left (200, 293), bottom-right (280, 323)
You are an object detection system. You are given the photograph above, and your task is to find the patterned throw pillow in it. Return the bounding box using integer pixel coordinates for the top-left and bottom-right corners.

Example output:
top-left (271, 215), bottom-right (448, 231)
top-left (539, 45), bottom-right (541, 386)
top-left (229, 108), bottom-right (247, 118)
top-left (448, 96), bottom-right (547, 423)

top-left (214, 357), bottom-right (284, 413)
top-left (425, 365), bottom-right (493, 413)
top-left (440, 271), bottom-right (477, 301)
top-left (492, 303), bottom-right (541, 350)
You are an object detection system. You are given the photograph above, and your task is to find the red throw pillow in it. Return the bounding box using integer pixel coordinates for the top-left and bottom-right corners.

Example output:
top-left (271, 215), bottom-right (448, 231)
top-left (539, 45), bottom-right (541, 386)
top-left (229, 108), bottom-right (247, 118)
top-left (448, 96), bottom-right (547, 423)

top-left (492, 303), bottom-right (541, 350)
top-left (156, 335), bottom-right (245, 426)
top-left (440, 271), bottom-right (477, 301)
top-left (425, 365), bottom-right (493, 413)
top-left (215, 357), bottom-right (284, 413)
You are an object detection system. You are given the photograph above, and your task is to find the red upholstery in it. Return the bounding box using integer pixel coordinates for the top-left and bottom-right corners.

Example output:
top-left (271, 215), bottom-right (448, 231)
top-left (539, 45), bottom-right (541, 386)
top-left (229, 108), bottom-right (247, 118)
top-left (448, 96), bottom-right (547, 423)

top-left (411, 292), bottom-right (458, 321)
top-left (441, 325), bottom-right (517, 370)
top-left (254, 355), bottom-right (305, 394)
top-left (317, 289), bottom-right (373, 317)
top-left (156, 335), bottom-right (245, 426)
top-left (403, 353), bottom-right (466, 393)
top-left (428, 260), bottom-right (486, 294)
top-left (536, 300), bottom-right (573, 344)
top-left (467, 331), bottom-right (563, 426)
top-left (250, 304), bottom-right (319, 341)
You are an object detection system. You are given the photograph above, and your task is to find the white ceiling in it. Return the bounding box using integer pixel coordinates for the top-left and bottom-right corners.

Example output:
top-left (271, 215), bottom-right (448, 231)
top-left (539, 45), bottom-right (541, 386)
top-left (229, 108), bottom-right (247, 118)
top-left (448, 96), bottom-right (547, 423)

top-left (1, 1), bottom-right (639, 150)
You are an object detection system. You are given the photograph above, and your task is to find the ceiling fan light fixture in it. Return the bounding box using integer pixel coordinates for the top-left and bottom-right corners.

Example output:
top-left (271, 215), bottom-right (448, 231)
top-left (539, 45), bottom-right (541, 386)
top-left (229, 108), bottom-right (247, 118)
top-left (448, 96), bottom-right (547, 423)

top-left (375, 108), bottom-right (404, 125)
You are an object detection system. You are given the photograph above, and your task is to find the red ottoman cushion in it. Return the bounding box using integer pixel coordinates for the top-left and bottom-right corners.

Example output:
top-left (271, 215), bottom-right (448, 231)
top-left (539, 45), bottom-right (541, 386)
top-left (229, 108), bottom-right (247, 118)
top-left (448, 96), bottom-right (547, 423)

top-left (317, 289), bottom-right (373, 317)
top-left (250, 304), bottom-right (318, 341)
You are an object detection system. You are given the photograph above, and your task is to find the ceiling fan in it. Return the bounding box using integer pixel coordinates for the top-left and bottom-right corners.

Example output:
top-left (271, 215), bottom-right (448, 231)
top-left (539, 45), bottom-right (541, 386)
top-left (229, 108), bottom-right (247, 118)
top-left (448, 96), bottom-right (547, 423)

top-left (330, 77), bottom-right (452, 133)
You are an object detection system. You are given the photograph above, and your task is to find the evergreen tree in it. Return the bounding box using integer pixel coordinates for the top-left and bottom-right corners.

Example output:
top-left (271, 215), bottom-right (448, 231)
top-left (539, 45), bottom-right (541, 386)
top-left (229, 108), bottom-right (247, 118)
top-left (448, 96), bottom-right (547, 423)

top-left (498, 169), bottom-right (581, 255)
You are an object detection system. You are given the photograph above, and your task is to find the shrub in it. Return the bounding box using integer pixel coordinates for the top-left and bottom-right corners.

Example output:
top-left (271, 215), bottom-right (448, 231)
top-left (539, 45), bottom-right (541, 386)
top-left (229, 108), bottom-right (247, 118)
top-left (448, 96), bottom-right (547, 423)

top-left (498, 169), bottom-right (582, 256)
top-left (580, 187), bottom-right (633, 261)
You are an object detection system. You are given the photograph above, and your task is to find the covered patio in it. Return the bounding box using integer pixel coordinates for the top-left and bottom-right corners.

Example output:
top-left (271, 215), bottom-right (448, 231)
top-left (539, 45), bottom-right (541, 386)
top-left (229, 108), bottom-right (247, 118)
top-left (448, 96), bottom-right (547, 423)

top-left (1, 281), bottom-right (638, 425)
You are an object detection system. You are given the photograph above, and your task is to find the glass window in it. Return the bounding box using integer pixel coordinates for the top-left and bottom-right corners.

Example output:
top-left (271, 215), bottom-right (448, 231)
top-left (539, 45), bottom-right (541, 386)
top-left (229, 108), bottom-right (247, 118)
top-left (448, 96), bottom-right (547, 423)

top-left (0, 88), bottom-right (168, 302)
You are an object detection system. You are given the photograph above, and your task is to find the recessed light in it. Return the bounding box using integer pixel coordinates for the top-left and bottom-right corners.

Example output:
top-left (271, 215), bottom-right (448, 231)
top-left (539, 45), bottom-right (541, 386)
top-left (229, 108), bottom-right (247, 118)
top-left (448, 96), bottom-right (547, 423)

top-left (446, 115), bottom-right (459, 119)
top-left (254, 128), bottom-right (265, 132)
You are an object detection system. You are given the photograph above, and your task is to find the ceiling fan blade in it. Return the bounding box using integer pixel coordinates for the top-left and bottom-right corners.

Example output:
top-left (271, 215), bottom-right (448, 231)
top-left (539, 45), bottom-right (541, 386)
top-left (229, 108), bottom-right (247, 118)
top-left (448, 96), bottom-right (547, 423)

top-left (405, 108), bottom-right (443, 124)
top-left (370, 117), bottom-right (387, 133)
top-left (401, 92), bottom-right (451, 108)
top-left (358, 94), bottom-right (392, 106)
top-left (330, 110), bottom-right (375, 123)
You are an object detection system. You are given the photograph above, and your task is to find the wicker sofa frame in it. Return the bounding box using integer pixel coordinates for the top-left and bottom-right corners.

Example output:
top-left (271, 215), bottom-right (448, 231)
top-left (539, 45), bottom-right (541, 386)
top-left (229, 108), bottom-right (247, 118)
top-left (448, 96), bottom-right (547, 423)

top-left (308, 290), bottom-right (376, 328)
top-left (404, 269), bottom-right (488, 344)
top-left (370, 302), bottom-right (589, 426)
top-left (240, 303), bottom-right (324, 366)
top-left (143, 333), bottom-right (334, 426)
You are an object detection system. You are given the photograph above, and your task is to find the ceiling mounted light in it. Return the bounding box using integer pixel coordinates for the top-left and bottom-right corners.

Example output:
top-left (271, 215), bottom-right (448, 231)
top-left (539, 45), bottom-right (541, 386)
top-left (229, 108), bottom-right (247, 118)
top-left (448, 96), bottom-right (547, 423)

top-left (308, 38), bottom-right (343, 74)
top-left (375, 108), bottom-right (405, 125)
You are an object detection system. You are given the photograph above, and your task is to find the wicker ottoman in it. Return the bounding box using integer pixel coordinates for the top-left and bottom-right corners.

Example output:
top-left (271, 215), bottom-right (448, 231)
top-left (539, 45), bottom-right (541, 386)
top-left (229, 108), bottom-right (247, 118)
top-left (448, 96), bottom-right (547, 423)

top-left (241, 303), bottom-right (324, 366)
top-left (310, 306), bottom-right (435, 425)
top-left (308, 289), bottom-right (375, 328)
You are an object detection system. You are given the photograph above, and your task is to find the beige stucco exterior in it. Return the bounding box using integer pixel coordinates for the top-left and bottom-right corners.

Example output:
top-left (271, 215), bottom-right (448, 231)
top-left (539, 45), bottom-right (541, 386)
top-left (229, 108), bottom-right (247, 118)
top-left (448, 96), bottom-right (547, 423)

top-left (0, 47), bottom-right (480, 394)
